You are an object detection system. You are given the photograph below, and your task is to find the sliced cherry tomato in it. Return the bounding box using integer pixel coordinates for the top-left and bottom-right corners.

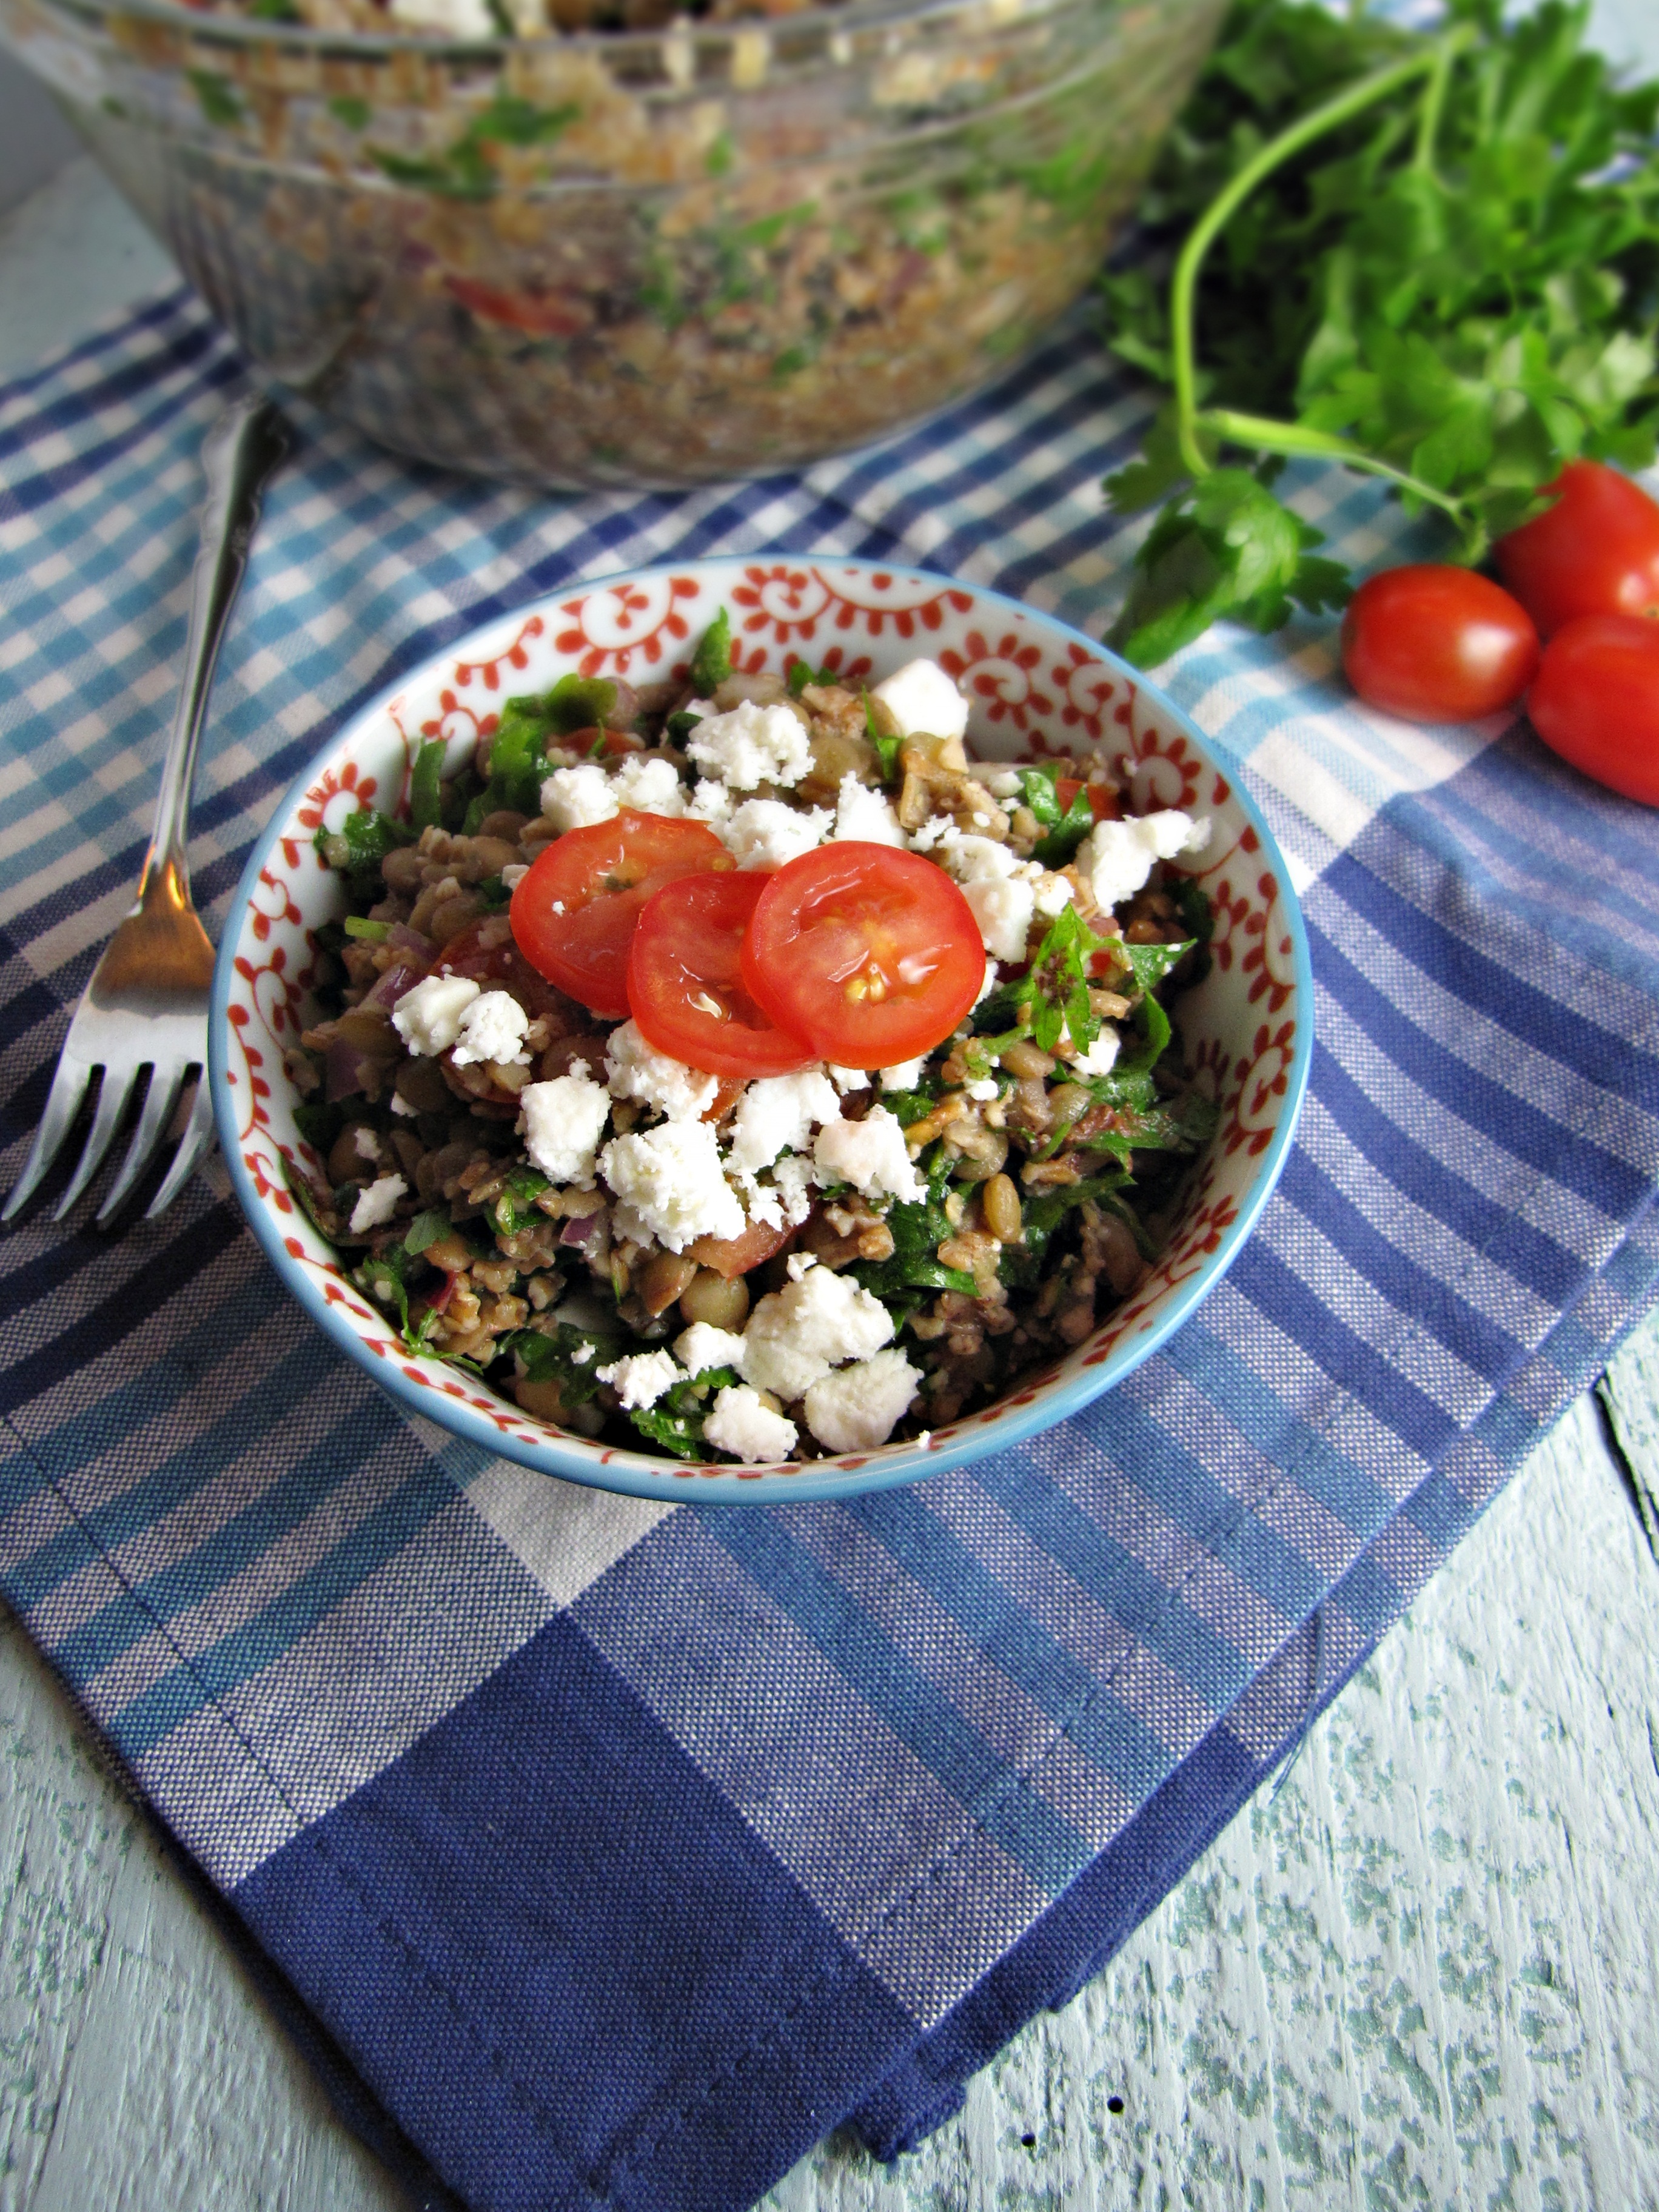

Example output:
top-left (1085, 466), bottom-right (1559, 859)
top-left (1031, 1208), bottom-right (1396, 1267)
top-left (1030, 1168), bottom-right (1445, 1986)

top-left (1341, 566), bottom-right (1539, 723)
top-left (1055, 777), bottom-right (1119, 822)
top-left (628, 872), bottom-right (818, 1078)
top-left (1525, 614), bottom-right (1659, 806)
top-left (742, 843), bottom-right (985, 1069)
top-left (1496, 461), bottom-right (1659, 638)
top-left (509, 810), bottom-right (730, 1017)
top-left (444, 275), bottom-right (589, 339)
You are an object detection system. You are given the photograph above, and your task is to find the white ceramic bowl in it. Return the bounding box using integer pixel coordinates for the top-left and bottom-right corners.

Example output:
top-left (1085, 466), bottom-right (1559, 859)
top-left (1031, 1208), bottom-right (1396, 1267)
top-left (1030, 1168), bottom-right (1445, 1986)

top-left (211, 557), bottom-right (1312, 1504)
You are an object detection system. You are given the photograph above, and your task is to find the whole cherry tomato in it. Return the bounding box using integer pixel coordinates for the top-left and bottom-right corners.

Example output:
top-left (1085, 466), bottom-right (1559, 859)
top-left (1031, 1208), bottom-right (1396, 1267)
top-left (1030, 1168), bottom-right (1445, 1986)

top-left (1341, 566), bottom-right (1540, 723)
top-left (1524, 614), bottom-right (1659, 806)
top-left (1495, 461), bottom-right (1659, 637)
top-left (742, 843), bottom-right (985, 1068)
top-left (509, 810), bottom-right (729, 1016)
top-left (628, 872), bottom-right (818, 1078)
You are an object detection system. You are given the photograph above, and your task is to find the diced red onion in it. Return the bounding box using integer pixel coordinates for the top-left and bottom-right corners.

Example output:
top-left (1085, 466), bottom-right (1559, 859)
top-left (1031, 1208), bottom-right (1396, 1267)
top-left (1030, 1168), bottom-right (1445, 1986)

top-left (387, 923), bottom-right (434, 961)
top-left (324, 1036), bottom-right (371, 1101)
top-left (561, 1204), bottom-right (606, 1253)
top-left (367, 963), bottom-right (420, 1011)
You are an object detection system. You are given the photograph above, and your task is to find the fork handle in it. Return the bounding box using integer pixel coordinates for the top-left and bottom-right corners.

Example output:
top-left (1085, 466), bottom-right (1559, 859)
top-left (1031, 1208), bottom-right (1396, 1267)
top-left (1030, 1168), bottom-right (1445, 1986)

top-left (136, 395), bottom-right (290, 917)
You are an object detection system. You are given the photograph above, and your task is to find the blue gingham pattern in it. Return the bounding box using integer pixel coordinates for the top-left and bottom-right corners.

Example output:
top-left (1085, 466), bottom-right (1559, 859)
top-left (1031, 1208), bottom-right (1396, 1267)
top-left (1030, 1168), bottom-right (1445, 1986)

top-left (4, 287), bottom-right (1658, 2212)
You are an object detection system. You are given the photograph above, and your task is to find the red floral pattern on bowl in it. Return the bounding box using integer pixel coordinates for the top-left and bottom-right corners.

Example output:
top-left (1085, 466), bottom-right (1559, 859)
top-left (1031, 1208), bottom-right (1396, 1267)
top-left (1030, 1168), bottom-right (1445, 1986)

top-left (211, 558), bottom-right (1312, 1507)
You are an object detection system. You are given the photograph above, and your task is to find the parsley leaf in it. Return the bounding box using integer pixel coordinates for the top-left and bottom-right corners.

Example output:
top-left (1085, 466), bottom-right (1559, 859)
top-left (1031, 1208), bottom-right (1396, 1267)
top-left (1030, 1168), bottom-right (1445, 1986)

top-left (507, 1324), bottom-right (617, 1410)
top-left (1013, 905), bottom-right (1107, 1056)
top-left (1108, 469), bottom-right (1351, 666)
top-left (1007, 765), bottom-right (1099, 867)
top-left (626, 1366), bottom-right (740, 1459)
top-left (853, 1157), bottom-right (976, 1309)
top-left (688, 608), bottom-right (733, 695)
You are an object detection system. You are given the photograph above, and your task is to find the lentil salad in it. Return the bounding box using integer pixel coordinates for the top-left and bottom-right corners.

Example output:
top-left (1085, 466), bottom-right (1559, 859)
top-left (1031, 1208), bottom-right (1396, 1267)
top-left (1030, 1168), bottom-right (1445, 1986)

top-left (288, 611), bottom-right (1218, 1464)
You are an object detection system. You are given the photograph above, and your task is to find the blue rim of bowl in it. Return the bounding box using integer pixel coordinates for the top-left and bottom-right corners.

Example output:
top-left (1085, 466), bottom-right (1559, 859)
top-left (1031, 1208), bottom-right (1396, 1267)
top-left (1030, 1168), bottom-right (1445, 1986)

top-left (211, 555), bottom-right (1314, 1506)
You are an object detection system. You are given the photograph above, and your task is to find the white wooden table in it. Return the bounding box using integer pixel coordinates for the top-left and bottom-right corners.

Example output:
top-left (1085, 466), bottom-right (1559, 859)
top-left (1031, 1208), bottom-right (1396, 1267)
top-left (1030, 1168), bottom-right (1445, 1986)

top-left (3, 101), bottom-right (1658, 2207)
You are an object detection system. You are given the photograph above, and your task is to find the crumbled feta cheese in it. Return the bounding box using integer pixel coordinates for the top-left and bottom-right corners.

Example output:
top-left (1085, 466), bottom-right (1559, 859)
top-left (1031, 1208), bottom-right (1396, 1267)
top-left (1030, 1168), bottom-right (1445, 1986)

top-left (687, 779), bottom-right (732, 828)
top-left (605, 1019), bottom-right (719, 1122)
top-left (726, 1071), bottom-right (842, 1176)
top-left (352, 1125), bottom-right (380, 1162)
top-left (933, 830), bottom-right (1036, 962)
top-left (1078, 811), bottom-right (1212, 912)
top-left (1033, 872), bottom-right (1074, 918)
top-left (703, 1386), bottom-right (797, 1464)
top-left (609, 754), bottom-right (686, 816)
top-left (985, 768), bottom-right (1024, 799)
top-left (877, 1057), bottom-right (926, 1092)
top-left (803, 1348), bottom-right (922, 1453)
top-left (832, 773), bottom-right (908, 848)
top-left (349, 1173), bottom-right (406, 1233)
top-left (685, 699), bottom-right (813, 791)
top-left (910, 815), bottom-right (949, 852)
top-left (1071, 1027), bottom-right (1121, 1078)
top-left (813, 1104), bottom-right (925, 1204)
top-left (829, 1064), bottom-right (871, 1092)
top-left (721, 797), bottom-right (831, 871)
top-left (741, 1266), bottom-right (894, 1401)
top-left (390, 1093), bottom-right (417, 1117)
top-left (450, 989), bottom-right (531, 1068)
top-left (785, 1252), bottom-right (817, 1281)
top-left (391, 973), bottom-right (480, 1056)
top-left (965, 1077), bottom-right (999, 1102)
top-left (572, 1341), bottom-right (594, 1365)
top-left (600, 1120), bottom-right (744, 1252)
top-left (500, 863), bottom-right (528, 891)
top-left (870, 658), bottom-right (968, 743)
top-left (388, 0), bottom-right (493, 32)
top-left (520, 1069), bottom-right (611, 1187)
top-left (973, 962), bottom-right (1001, 1008)
top-left (595, 1348), bottom-right (682, 1410)
top-left (541, 762), bottom-right (618, 833)
top-left (673, 1322), bottom-right (748, 1378)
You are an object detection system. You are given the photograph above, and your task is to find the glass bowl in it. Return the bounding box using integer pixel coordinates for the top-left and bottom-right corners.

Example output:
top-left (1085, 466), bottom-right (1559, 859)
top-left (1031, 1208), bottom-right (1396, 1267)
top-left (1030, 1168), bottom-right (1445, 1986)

top-left (0, 0), bottom-right (1224, 486)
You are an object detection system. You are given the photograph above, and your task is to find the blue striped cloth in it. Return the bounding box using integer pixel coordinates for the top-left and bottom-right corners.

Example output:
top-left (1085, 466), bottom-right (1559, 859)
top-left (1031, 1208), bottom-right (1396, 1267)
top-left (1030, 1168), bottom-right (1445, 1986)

top-left (4, 287), bottom-right (1658, 2212)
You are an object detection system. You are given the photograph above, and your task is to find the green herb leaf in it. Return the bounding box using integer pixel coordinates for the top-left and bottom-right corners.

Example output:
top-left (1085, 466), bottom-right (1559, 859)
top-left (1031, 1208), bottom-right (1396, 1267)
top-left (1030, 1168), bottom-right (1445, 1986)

top-left (852, 1168), bottom-right (976, 1308)
top-left (508, 1323), bottom-right (618, 1409)
top-left (1008, 765), bottom-right (1099, 868)
top-left (187, 70), bottom-right (242, 127)
top-left (492, 1165), bottom-right (552, 1237)
top-left (1014, 904), bottom-right (1107, 1056)
top-left (402, 1208), bottom-right (451, 1257)
top-left (998, 1173), bottom-right (1128, 1290)
top-left (341, 914), bottom-right (390, 942)
top-left (293, 1101), bottom-right (344, 1154)
top-left (863, 689), bottom-right (905, 781)
top-left (627, 1366), bottom-right (740, 1459)
top-left (1108, 470), bottom-right (1352, 668)
top-left (688, 608), bottom-right (733, 695)
top-left (409, 737), bottom-right (446, 833)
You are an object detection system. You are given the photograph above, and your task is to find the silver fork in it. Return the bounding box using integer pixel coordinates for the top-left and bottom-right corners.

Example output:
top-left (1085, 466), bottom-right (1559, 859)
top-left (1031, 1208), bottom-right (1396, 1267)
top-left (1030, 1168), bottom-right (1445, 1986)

top-left (3, 395), bottom-right (289, 1226)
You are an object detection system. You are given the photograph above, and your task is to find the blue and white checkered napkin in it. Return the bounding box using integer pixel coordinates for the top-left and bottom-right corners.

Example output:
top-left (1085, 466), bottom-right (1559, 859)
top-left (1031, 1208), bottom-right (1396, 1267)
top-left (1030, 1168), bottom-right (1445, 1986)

top-left (4, 288), bottom-right (1658, 2212)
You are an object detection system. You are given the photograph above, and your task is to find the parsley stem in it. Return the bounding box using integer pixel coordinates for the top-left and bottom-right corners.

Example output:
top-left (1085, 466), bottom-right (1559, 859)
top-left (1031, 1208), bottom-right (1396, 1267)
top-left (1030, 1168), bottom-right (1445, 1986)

top-left (1195, 407), bottom-right (1467, 523)
top-left (1168, 27), bottom-right (1476, 482)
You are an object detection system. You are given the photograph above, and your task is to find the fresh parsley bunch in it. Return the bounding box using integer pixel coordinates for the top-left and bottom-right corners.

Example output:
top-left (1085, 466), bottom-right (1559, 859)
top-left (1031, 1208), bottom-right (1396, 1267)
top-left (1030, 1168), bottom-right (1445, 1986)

top-left (1101, 0), bottom-right (1659, 666)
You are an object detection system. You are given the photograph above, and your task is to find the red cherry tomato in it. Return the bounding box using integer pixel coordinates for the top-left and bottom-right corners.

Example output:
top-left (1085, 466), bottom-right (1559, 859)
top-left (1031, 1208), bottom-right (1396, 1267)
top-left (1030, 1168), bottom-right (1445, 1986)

top-left (509, 811), bottom-right (730, 1017)
top-left (628, 872), bottom-right (819, 1078)
top-left (741, 843), bottom-right (985, 1069)
top-left (1056, 777), bottom-right (1119, 823)
top-left (1341, 566), bottom-right (1540, 723)
top-left (1525, 614), bottom-right (1659, 806)
top-left (1495, 461), bottom-right (1659, 638)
